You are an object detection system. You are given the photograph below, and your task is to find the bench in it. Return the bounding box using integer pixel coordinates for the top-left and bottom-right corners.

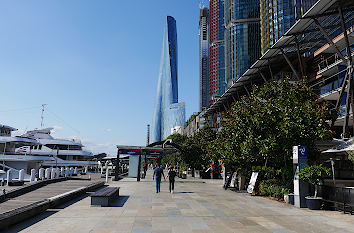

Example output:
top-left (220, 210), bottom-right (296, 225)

top-left (91, 187), bottom-right (120, 207)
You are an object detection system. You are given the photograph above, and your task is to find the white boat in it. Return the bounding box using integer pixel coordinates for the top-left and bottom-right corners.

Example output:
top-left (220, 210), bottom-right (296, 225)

top-left (0, 124), bottom-right (51, 181)
top-left (20, 128), bottom-right (97, 167)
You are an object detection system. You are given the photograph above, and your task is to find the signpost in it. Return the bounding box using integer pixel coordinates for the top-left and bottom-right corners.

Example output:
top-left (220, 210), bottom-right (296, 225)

top-left (247, 172), bottom-right (259, 194)
top-left (293, 146), bottom-right (309, 208)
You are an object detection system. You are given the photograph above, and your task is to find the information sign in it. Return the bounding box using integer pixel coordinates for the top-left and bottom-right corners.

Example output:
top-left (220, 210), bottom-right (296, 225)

top-left (247, 172), bottom-right (259, 194)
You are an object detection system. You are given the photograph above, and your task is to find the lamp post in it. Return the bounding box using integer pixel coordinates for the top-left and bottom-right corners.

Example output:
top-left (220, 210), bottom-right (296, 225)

top-left (330, 158), bottom-right (336, 187)
top-left (137, 148), bottom-right (142, 182)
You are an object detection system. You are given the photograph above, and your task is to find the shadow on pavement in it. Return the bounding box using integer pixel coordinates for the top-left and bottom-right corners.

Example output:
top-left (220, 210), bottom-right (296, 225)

top-left (4, 210), bottom-right (58, 233)
top-left (110, 195), bottom-right (130, 207)
top-left (4, 193), bottom-right (92, 233)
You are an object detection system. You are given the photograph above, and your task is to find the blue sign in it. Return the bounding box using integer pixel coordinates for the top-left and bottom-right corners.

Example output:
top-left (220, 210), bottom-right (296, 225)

top-left (146, 150), bottom-right (164, 156)
top-left (298, 146), bottom-right (308, 159)
top-left (119, 149), bottom-right (140, 155)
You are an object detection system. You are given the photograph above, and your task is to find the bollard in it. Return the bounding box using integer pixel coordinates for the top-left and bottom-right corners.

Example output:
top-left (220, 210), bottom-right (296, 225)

top-left (56, 168), bottom-right (60, 178)
top-left (6, 169), bottom-right (12, 186)
top-left (19, 169), bottom-right (25, 182)
top-left (69, 167), bottom-right (74, 177)
top-left (60, 167), bottom-right (64, 177)
top-left (39, 168), bottom-right (45, 180)
top-left (51, 168), bottom-right (56, 179)
top-left (30, 169), bottom-right (36, 182)
top-left (74, 167), bottom-right (78, 175)
top-left (45, 168), bottom-right (51, 179)
top-left (105, 167), bottom-right (109, 183)
top-left (65, 167), bottom-right (69, 177)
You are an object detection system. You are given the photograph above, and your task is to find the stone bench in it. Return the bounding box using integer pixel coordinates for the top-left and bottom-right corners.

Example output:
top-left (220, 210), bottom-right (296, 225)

top-left (91, 187), bottom-right (120, 207)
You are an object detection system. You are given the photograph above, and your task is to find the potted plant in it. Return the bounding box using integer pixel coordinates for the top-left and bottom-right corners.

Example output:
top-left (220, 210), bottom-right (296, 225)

top-left (297, 165), bottom-right (330, 210)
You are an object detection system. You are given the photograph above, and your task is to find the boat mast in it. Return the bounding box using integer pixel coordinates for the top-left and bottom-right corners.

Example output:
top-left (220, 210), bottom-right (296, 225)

top-left (41, 104), bottom-right (47, 128)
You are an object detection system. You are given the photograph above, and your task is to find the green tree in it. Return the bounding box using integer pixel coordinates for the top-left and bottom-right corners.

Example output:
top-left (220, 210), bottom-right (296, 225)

top-left (182, 126), bottom-right (216, 170)
top-left (210, 79), bottom-right (336, 178)
top-left (298, 165), bottom-right (330, 197)
top-left (162, 133), bottom-right (188, 166)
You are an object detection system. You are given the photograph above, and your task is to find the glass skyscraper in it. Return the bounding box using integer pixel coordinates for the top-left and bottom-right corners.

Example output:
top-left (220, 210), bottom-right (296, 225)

top-left (225, 0), bottom-right (261, 85)
top-left (199, 7), bottom-right (209, 111)
top-left (151, 16), bottom-right (185, 143)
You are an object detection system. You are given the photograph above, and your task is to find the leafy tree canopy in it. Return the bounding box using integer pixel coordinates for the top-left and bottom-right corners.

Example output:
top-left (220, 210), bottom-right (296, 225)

top-left (210, 79), bottom-right (336, 174)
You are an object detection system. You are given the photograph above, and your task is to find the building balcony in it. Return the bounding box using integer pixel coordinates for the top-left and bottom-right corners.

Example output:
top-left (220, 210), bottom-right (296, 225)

top-left (317, 48), bottom-right (354, 76)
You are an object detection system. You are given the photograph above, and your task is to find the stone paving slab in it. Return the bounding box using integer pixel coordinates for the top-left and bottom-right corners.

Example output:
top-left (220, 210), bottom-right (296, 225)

top-left (5, 169), bottom-right (354, 233)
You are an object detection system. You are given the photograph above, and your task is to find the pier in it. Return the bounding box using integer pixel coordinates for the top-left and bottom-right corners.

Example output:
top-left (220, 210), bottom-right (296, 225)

top-left (0, 176), bottom-right (104, 230)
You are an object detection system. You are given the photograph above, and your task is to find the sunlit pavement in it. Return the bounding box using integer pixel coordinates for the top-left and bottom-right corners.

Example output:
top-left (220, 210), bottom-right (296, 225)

top-left (7, 170), bottom-right (354, 233)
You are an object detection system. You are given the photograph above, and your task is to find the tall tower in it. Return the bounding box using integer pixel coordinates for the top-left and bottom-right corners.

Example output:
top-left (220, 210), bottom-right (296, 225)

top-left (151, 16), bottom-right (185, 143)
top-left (208, 0), bottom-right (225, 106)
top-left (199, 7), bottom-right (209, 111)
top-left (225, 0), bottom-right (261, 85)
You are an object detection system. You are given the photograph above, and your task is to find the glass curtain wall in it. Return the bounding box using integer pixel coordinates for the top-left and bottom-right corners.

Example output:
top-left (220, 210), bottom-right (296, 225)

top-left (209, 0), bottom-right (226, 106)
top-left (225, 0), bottom-right (261, 85)
top-left (151, 16), bottom-right (185, 143)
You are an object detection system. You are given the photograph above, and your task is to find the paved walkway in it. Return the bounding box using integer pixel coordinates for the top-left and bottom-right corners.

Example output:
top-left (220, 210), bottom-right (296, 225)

top-left (6, 170), bottom-right (354, 233)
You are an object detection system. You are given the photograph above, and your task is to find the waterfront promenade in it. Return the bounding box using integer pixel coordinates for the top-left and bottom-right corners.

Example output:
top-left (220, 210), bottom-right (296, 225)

top-left (7, 170), bottom-right (354, 233)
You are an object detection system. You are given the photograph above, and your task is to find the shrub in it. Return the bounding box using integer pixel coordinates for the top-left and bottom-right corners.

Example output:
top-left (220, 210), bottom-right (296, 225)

top-left (258, 179), bottom-right (292, 199)
top-left (297, 164), bottom-right (330, 197)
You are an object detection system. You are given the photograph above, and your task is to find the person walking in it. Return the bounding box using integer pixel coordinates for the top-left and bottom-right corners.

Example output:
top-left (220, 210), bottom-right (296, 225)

top-left (142, 161), bottom-right (147, 178)
top-left (167, 166), bottom-right (177, 194)
top-left (153, 164), bottom-right (165, 193)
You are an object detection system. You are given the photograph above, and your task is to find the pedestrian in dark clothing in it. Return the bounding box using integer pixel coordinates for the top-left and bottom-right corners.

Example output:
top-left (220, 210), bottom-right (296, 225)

top-left (153, 164), bottom-right (165, 193)
top-left (142, 161), bottom-right (147, 178)
top-left (167, 166), bottom-right (177, 193)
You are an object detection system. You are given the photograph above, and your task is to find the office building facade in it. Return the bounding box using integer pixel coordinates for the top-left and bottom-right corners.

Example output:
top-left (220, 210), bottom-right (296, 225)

top-left (151, 16), bottom-right (185, 143)
top-left (225, 0), bottom-right (261, 85)
top-left (260, 0), bottom-right (317, 54)
top-left (199, 8), bottom-right (210, 111)
top-left (209, 0), bottom-right (226, 106)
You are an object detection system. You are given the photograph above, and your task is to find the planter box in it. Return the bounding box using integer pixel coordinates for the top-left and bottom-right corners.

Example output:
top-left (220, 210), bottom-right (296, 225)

top-left (305, 197), bottom-right (322, 210)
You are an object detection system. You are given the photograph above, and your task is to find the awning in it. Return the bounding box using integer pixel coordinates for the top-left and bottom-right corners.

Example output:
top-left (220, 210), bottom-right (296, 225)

top-left (322, 138), bottom-right (354, 153)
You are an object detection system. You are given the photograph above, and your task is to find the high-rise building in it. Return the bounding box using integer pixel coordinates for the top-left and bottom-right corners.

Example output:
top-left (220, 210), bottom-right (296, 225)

top-left (260, 0), bottom-right (317, 54)
top-left (199, 8), bottom-right (209, 111)
top-left (225, 0), bottom-right (261, 85)
top-left (151, 16), bottom-right (185, 143)
top-left (209, 0), bottom-right (226, 106)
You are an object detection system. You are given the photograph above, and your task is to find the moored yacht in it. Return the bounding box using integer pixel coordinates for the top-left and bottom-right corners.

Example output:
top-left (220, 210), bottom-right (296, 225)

top-left (20, 128), bottom-right (97, 167)
top-left (0, 123), bottom-right (52, 181)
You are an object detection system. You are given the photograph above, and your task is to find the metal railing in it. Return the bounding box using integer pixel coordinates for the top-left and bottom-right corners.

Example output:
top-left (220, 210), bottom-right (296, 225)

top-left (318, 48), bottom-right (354, 74)
top-left (319, 185), bottom-right (354, 214)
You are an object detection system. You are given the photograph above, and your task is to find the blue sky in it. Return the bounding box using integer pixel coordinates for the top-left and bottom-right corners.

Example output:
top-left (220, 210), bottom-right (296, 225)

top-left (0, 1), bottom-right (201, 155)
